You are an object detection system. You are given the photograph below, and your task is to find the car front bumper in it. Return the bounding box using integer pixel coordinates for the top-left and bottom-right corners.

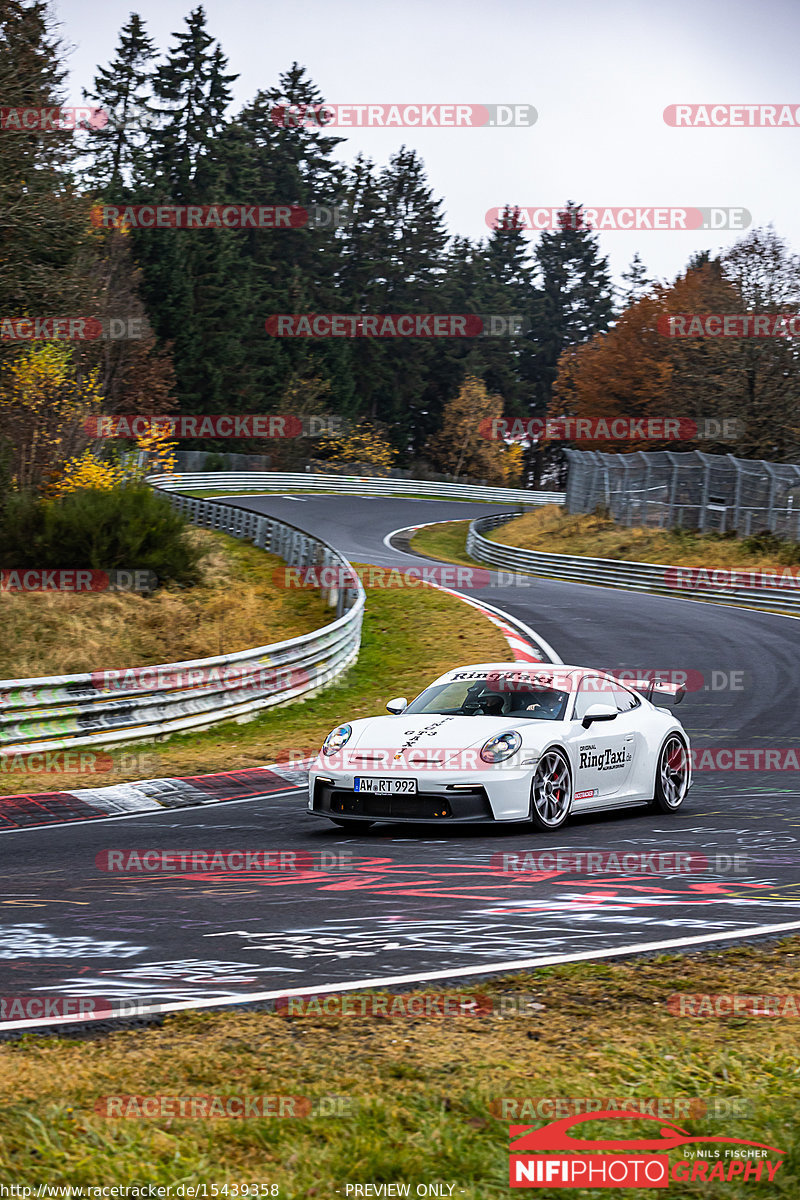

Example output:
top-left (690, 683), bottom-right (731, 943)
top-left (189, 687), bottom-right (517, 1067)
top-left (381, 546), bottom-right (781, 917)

top-left (307, 765), bottom-right (534, 823)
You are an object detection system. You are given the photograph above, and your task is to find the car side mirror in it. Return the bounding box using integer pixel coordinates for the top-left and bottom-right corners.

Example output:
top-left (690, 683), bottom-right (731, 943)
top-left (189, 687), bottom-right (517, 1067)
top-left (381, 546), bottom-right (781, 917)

top-left (386, 697), bottom-right (408, 714)
top-left (581, 702), bottom-right (618, 729)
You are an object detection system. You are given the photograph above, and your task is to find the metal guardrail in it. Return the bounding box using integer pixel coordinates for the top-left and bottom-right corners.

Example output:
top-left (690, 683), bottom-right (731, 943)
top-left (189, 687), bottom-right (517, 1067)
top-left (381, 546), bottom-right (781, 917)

top-left (467, 513), bottom-right (800, 615)
top-left (0, 494), bottom-right (365, 755)
top-left (148, 471), bottom-right (566, 507)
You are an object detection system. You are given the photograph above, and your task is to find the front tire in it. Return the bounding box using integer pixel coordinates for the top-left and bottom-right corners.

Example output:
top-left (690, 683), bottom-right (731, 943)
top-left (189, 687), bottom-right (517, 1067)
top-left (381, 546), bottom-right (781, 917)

top-left (330, 818), bottom-right (375, 832)
top-left (651, 735), bottom-right (690, 812)
top-left (529, 748), bottom-right (573, 831)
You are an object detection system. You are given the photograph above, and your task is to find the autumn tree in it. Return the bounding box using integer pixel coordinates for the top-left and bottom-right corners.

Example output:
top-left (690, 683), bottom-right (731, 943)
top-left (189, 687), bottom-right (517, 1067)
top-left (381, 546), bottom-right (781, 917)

top-left (318, 421), bottom-right (396, 475)
top-left (551, 261), bottom-right (749, 455)
top-left (426, 376), bottom-right (523, 487)
top-left (0, 343), bottom-right (102, 489)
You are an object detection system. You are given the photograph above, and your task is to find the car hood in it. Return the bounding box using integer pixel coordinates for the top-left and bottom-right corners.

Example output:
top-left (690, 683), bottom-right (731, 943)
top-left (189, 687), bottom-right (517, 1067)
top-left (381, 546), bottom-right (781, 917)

top-left (333, 713), bottom-right (563, 758)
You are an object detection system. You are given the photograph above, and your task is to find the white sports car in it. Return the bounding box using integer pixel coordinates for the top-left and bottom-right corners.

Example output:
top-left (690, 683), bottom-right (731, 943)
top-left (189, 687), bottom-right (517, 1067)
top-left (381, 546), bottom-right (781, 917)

top-left (307, 662), bottom-right (691, 832)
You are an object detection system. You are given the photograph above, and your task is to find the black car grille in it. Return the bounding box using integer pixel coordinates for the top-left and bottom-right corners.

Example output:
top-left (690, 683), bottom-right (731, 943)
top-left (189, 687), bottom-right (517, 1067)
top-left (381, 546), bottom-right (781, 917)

top-left (313, 781), bottom-right (493, 821)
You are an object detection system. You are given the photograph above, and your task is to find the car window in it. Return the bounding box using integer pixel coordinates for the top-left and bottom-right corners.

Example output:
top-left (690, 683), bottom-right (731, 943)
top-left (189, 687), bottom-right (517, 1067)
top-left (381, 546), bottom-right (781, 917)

top-left (612, 686), bottom-right (640, 713)
top-left (404, 678), bottom-right (569, 720)
top-left (573, 675), bottom-right (609, 720)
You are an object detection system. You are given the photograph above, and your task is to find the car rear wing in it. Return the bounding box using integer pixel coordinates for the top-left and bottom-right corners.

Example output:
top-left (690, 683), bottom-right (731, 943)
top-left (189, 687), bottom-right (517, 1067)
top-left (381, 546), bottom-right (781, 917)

top-left (630, 677), bottom-right (686, 706)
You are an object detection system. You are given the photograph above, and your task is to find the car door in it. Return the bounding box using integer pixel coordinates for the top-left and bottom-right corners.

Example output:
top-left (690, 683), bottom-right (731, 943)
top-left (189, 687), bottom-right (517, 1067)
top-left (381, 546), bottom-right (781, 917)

top-left (568, 675), bottom-right (637, 802)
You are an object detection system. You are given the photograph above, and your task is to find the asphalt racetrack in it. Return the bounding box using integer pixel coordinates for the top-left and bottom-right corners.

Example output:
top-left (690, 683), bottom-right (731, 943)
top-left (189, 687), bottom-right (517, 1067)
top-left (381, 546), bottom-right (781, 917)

top-left (2, 495), bottom-right (799, 1029)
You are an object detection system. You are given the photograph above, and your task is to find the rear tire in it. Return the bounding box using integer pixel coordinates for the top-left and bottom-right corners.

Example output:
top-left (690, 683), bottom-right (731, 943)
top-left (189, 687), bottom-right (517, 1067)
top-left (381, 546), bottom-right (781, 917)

top-left (529, 748), bottom-right (573, 831)
top-left (330, 818), bottom-right (375, 832)
top-left (651, 735), bottom-right (690, 812)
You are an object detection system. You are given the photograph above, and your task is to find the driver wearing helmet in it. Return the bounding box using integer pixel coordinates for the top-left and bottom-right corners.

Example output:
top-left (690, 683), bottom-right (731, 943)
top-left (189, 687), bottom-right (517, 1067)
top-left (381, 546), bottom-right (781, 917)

top-left (525, 689), bottom-right (564, 718)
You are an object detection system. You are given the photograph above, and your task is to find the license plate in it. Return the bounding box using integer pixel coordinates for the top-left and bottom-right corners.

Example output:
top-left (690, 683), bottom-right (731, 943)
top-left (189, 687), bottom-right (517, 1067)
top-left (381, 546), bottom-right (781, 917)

top-left (354, 777), bottom-right (418, 794)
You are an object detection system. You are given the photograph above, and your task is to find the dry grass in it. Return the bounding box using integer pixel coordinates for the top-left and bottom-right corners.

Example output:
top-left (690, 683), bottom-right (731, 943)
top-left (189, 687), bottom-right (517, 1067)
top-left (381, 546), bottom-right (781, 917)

top-left (489, 506), bottom-right (800, 569)
top-left (0, 530), bottom-right (330, 680)
top-left (0, 573), bottom-right (513, 794)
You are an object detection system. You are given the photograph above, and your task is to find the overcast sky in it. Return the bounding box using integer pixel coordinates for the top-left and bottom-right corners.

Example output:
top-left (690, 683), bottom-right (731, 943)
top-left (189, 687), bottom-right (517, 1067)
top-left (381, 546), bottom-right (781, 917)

top-left (53, 0), bottom-right (800, 286)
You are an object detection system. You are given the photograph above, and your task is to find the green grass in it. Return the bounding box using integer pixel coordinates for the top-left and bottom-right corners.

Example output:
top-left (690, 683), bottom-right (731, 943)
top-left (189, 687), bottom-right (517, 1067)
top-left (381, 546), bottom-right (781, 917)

top-left (409, 520), bottom-right (487, 568)
top-left (1, 939), bottom-right (799, 1196)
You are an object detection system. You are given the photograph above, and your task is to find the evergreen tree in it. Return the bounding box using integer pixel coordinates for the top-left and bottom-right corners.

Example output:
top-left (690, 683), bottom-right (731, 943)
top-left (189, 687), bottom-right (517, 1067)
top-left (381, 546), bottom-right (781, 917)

top-left (367, 146), bottom-right (450, 452)
top-left (0, 0), bottom-right (92, 339)
top-left (80, 13), bottom-right (155, 195)
top-left (225, 67), bottom-right (350, 427)
top-left (476, 212), bottom-right (539, 411)
top-left (132, 8), bottom-right (243, 417)
top-left (528, 202), bottom-right (615, 482)
top-left (618, 251), bottom-right (654, 309)
top-left (145, 5), bottom-right (236, 199)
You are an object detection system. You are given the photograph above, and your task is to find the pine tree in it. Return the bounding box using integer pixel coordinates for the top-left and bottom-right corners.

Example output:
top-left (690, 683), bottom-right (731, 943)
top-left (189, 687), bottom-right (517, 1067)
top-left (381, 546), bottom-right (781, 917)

top-left (227, 67), bottom-right (350, 424)
top-left (528, 202), bottom-right (615, 483)
top-left (367, 146), bottom-right (450, 452)
top-left (0, 0), bottom-right (92, 335)
top-left (132, 8), bottom-right (243, 418)
top-left (80, 13), bottom-right (155, 194)
top-left (476, 213), bottom-right (539, 411)
top-left (145, 5), bottom-right (237, 199)
top-left (618, 252), bottom-right (654, 309)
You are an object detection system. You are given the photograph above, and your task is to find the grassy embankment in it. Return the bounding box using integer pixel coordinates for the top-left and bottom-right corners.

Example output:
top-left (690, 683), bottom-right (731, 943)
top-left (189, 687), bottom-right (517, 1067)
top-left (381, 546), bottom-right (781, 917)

top-left (0, 534), bottom-right (512, 793)
top-left (411, 506), bottom-right (800, 572)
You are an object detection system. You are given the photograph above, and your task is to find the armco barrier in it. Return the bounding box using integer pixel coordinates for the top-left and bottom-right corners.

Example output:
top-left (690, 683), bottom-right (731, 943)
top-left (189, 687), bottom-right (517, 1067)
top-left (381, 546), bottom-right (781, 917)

top-left (466, 513), bottom-right (800, 615)
top-left (0, 495), bottom-right (365, 755)
top-left (146, 471), bottom-right (565, 507)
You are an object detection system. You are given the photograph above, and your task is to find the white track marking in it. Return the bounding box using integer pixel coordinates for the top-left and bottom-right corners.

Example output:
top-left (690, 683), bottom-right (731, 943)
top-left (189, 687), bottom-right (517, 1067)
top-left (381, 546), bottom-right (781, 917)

top-left (5, 919), bottom-right (800, 1032)
top-left (382, 519), bottom-right (563, 663)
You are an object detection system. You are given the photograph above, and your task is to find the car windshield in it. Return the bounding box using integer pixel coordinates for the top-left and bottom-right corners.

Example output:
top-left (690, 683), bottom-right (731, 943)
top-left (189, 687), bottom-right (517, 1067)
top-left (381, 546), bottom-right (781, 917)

top-left (404, 678), bottom-right (570, 720)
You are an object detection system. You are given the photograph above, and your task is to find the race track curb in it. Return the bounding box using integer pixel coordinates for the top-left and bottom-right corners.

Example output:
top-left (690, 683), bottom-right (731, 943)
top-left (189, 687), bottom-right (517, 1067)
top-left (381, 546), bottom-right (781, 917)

top-left (0, 764), bottom-right (305, 832)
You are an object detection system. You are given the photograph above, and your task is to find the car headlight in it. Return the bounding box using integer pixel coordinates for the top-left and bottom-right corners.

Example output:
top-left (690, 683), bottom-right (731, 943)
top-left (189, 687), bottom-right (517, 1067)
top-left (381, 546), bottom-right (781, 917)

top-left (321, 723), bottom-right (352, 756)
top-left (480, 730), bottom-right (522, 764)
